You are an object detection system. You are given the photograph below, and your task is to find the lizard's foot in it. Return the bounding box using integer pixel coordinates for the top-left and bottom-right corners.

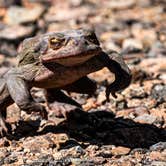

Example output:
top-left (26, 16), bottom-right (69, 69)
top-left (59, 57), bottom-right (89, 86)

top-left (37, 105), bottom-right (48, 120)
top-left (0, 118), bottom-right (8, 136)
top-left (48, 102), bottom-right (83, 119)
top-left (25, 103), bottom-right (48, 120)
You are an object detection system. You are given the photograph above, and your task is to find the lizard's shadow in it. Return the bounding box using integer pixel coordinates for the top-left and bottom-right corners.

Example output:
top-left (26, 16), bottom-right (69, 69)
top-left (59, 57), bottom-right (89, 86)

top-left (8, 110), bottom-right (166, 149)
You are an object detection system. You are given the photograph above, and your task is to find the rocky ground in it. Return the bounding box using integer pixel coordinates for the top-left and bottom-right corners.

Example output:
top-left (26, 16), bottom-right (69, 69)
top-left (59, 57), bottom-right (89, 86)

top-left (0, 0), bottom-right (165, 165)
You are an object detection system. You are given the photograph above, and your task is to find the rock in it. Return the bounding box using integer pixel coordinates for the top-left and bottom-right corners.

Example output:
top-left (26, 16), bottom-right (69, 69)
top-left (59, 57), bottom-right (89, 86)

top-left (130, 67), bottom-right (149, 83)
top-left (45, 6), bottom-right (92, 22)
top-left (130, 148), bottom-right (148, 155)
top-left (6, 104), bottom-right (20, 124)
top-left (3, 155), bottom-right (18, 165)
top-left (69, 0), bottom-right (84, 7)
top-left (86, 145), bottom-right (100, 157)
top-left (111, 146), bottom-right (131, 156)
top-left (134, 114), bottom-right (158, 124)
top-left (71, 158), bottom-right (94, 165)
top-left (131, 25), bottom-right (157, 49)
top-left (150, 142), bottom-right (166, 151)
top-left (0, 148), bottom-right (9, 159)
top-left (100, 30), bottom-right (130, 46)
top-left (148, 42), bottom-right (166, 58)
top-left (98, 150), bottom-right (112, 158)
top-left (104, 42), bottom-right (121, 53)
top-left (122, 38), bottom-right (143, 53)
top-left (109, 159), bottom-right (136, 166)
top-left (0, 42), bottom-right (17, 56)
top-left (127, 97), bottom-right (155, 109)
top-left (134, 106), bottom-right (149, 117)
top-left (149, 151), bottom-right (166, 161)
top-left (88, 67), bottom-right (114, 83)
top-left (151, 84), bottom-right (166, 104)
top-left (67, 145), bottom-right (86, 157)
top-left (0, 0), bottom-right (17, 7)
top-left (0, 54), bottom-right (5, 65)
top-left (116, 106), bottom-right (149, 118)
top-left (139, 58), bottom-right (166, 73)
top-left (97, 90), bottom-right (106, 105)
top-left (159, 74), bottom-right (166, 83)
top-left (4, 5), bottom-right (45, 25)
top-left (0, 138), bottom-right (10, 147)
top-left (32, 154), bottom-right (56, 165)
top-left (109, 0), bottom-right (136, 9)
top-left (116, 99), bottom-right (128, 110)
top-left (0, 24), bottom-right (34, 41)
top-left (83, 98), bottom-right (97, 111)
top-left (137, 0), bottom-right (152, 7)
top-left (116, 108), bottom-right (134, 118)
top-left (93, 157), bottom-right (107, 165)
top-left (130, 86), bottom-right (147, 99)
top-left (150, 108), bottom-right (166, 124)
top-left (49, 133), bottom-right (69, 149)
top-left (86, 145), bottom-right (99, 152)
top-left (97, 145), bottom-right (115, 158)
top-left (157, 25), bottom-right (166, 43)
top-left (47, 22), bottom-right (72, 32)
top-left (150, 161), bottom-right (166, 166)
top-left (23, 135), bottom-right (54, 153)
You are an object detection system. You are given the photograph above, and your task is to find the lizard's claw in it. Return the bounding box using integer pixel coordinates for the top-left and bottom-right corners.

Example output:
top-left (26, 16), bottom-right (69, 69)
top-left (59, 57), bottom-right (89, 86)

top-left (40, 108), bottom-right (48, 120)
top-left (33, 104), bottom-right (48, 120)
top-left (106, 86), bottom-right (117, 102)
top-left (26, 103), bottom-right (48, 120)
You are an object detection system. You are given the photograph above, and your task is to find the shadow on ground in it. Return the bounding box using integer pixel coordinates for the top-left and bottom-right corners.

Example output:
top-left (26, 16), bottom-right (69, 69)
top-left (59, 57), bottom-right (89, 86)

top-left (7, 110), bottom-right (166, 149)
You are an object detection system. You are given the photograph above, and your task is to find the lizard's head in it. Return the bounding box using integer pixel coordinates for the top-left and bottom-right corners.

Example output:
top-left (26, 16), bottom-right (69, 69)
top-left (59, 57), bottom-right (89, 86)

top-left (19, 29), bottom-right (102, 66)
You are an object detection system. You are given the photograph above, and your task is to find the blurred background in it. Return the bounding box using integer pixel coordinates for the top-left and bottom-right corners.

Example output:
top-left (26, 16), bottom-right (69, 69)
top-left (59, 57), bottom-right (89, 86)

top-left (0, 0), bottom-right (165, 59)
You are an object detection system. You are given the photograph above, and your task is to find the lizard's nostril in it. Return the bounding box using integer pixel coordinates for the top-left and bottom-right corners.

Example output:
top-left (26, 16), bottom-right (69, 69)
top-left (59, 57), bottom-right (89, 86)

top-left (74, 40), bottom-right (79, 45)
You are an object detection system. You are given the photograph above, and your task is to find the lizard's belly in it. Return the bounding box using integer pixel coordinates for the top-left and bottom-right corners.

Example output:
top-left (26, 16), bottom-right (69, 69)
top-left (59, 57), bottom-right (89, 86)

top-left (33, 66), bottom-right (92, 89)
top-left (32, 57), bottom-right (103, 89)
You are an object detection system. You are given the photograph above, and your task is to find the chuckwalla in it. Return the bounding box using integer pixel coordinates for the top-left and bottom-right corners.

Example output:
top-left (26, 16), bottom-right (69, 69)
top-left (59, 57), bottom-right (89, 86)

top-left (0, 29), bottom-right (132, 135)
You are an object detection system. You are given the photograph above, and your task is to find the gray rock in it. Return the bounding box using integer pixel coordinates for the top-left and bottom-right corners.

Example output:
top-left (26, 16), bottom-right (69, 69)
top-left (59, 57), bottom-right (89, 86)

top-left (151, 84), bottom-right (166, 104)
top-left (5, 5), bottom-right (45, 25)
top-left (0, 25), bottom-right (34, 40)
top-left (150, 161), bottom-right (166, 166)
top-left (134, 114), bottom-right (158, 124)
top-left (150, 142), bottom-right (166, 151)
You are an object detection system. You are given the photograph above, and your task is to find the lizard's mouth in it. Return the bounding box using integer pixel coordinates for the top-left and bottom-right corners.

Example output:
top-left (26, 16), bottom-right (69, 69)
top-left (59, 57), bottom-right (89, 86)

top-left (41, 47), bottom-right (102, 66)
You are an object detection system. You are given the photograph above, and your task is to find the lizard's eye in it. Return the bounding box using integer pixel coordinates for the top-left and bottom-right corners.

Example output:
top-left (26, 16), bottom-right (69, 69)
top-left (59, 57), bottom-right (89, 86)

top-left (49, 37), bottom-right (64, 49)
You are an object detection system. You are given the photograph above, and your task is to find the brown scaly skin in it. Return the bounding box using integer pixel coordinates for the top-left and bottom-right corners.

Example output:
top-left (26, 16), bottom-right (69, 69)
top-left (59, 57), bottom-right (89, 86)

top-left (0, 29), bottom-right (132, 136)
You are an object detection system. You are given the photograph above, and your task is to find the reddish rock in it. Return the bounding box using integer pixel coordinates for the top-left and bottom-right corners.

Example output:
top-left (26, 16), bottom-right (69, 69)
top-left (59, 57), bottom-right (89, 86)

top-left (23, 135), bottom-right (54, 153)
top-left (111, 146), bottom-right (131, 156)
top-left (149, 151), bottom-right (166, 161)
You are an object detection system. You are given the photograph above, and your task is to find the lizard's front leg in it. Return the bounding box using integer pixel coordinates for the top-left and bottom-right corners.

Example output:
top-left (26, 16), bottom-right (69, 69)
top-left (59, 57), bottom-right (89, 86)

top-left (6, 74), bottom-right (47, 119)
top-left (97, 51), bottom-right (132, 100)
top-left (0, 79), bottom-right (14, 136)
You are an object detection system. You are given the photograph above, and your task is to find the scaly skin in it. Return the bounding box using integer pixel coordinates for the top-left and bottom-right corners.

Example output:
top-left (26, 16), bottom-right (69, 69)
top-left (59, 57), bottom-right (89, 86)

top-left (0, 29), bottom-right (132, 136)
